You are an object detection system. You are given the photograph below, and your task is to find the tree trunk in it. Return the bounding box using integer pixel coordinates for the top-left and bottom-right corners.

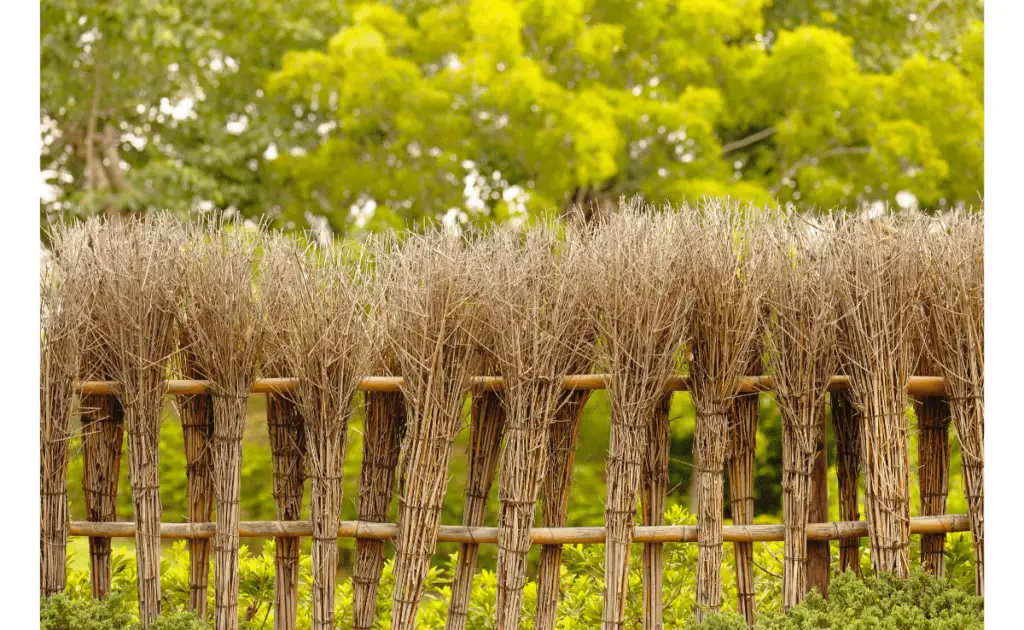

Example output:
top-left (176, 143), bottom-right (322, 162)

top-left (80, 394), bottom-right (124, 601)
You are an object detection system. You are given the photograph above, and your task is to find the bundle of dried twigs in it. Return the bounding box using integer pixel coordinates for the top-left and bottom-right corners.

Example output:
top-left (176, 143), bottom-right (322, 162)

top-left (726, 351), bottom-right (761, 626)
top-left (79, 386), bottom-right (124, 601)
top-left (79, 305), bottom-right (125, 603)
top-left (260, 235), bottom-right (310, 630)
top-left (264, 237), bottom-right (373, 630)
top-left (353, 387), bottom-right (405, 629)
top-left (80, 216), bottom-right (185, 627)
top-left (587, 201), bottom-right (692, 630)
top-left (171, 346), bottom-right (216, 616)
top-left (534, 385), bottom-right (591, 630)
top-left (41, 225), bottom-right (90, 598)
top-left (835, 216), bottom-right (924, 578)
top-left (350, 265), bottom-right (407, 630)
top-left (641, 392), bottom-right (673, 629)
top-left (381, 231), bottom-right (480, 629)
top-left (684, 203), bottom-right (768, 622)
top-left (181, 224), bottom-right (268, 630)
top-left (445, 369), bottom-right (505, 630)
top-left (763, 216), bottom-right (841, 609)
top-left (474, 225), bottom-right (595, 630)
top-left (923, 213), bottom-right (984, 595)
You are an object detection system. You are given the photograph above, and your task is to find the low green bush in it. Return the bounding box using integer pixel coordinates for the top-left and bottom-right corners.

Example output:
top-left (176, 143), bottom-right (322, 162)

top-left (756, 568), bottom-right (984, 630)
top-left (49, 506), bottom-right (980, 629)
top-left (40, 591), bottom-right (205, 630)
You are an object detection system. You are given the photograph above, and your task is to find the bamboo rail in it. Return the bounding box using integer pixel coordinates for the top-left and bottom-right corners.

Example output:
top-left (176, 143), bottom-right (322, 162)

top-left (70, 514), bottom-right (968, 543)
top-left (79, 374), bottom-right (948, 396)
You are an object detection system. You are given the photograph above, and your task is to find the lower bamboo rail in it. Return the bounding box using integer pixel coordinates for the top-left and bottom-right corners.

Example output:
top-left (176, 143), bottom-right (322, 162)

top-left (70, 514), bottom-right (969, 543)
top-left (78, 375), bottom-right (948, 397)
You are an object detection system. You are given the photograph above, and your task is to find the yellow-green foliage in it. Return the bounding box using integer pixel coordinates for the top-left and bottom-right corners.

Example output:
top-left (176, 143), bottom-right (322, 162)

top-left (52, 505), bottom-right (979, 629)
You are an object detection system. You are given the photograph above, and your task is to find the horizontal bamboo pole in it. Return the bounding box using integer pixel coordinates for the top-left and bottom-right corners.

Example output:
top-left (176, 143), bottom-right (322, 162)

top-left (70, 514), bottom-right (968, 544)
top-left (78, 375), bottom-right (948, 397)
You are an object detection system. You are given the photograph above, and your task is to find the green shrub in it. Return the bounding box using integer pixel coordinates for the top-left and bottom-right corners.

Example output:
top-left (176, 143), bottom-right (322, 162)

top-left (52, 506), bottom-right (979, 630)
top-left (40, 592), bottom-right (206, 630)
top-left (755, 569), bottom-right (983, 630)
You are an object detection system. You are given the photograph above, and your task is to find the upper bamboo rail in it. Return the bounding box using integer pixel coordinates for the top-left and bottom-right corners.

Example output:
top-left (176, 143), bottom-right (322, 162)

top-left (78, 374), bottom-right (948, 397)
top-left (70, 514), bottom-right (968, 544)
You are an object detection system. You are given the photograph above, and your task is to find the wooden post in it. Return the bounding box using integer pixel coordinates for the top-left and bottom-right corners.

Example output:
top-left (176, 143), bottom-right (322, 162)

top-left (831, 391), bottom-right (861, 575)
top-left (80, 394), bottom-right (125, 600)
top-left (915, 378), bottom-right (951, 578)
top-left (445, 391), bottom-right (505, 630)
top-left (806, 408), bottom-right (830, 597)
top-left (266, 393), bottom-right (306, 630)
top-left (641, 394), bottom-right (673, 630)
top-left (178, 388), bottom-right (215, 617)
top-left (534, 391), bottom-right (590, 630)
top-left (726, 392), bottom-right (758, 626)
top-left (353, 392), bottom-right (405, 630)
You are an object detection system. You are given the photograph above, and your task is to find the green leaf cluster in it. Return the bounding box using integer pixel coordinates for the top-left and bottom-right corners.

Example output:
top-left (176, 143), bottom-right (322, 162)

top-left (42, 1), bottom-right (982, 234)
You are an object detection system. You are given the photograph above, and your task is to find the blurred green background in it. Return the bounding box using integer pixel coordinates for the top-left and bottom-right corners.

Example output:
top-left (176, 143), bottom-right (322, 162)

top-left (42, 0), bottom-right (983, 237)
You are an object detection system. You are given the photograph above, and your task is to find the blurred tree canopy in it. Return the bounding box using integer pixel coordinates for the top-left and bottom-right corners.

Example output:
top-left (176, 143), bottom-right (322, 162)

top-left (41, 0), bottom-right (983, 234)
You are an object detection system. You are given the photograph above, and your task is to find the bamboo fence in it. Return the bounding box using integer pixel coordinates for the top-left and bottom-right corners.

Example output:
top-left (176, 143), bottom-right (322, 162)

top-left (41, 204), bottom-right (984, 630)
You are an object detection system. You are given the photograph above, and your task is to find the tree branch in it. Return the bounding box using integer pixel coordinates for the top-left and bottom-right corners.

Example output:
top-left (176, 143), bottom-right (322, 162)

top-left (721, 127), bottom-right (777, 156)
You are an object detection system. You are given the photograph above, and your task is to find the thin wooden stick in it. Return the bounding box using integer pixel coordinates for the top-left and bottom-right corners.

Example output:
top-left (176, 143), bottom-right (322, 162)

top-left (78, 374), bottom-right (949, 397)
top-left (68, 514), bottom-right (972, 542)
top-left (837, 218), bottom-right (924, 578)
top-left (924, 213), bottom-right (984, 596)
